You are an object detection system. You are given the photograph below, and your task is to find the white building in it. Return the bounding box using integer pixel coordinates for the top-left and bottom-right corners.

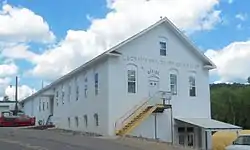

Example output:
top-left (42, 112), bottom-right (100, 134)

top-left (20, 17), bottom-right (241, 150)
top-left (0, 101), bottom-right (18, 113)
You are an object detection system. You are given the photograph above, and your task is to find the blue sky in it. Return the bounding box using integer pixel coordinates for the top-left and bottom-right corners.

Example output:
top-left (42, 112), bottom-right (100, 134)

top-left (0, 0), bottom-right (250, 99)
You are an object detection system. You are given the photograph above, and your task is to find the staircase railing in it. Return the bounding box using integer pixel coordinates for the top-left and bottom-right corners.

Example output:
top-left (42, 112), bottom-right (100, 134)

top-left (45, 114), bottom-right (53, 125)
top-left (115, 91), bottom-right (165, 131)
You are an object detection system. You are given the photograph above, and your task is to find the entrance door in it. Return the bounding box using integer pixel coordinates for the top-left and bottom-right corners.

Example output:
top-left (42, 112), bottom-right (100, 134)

top-left (177, 127), bottom-right (195, 148)
top-left (148, 79), bottom-right (159, 97)
top-left (187, 133), bottom-right (195, 147)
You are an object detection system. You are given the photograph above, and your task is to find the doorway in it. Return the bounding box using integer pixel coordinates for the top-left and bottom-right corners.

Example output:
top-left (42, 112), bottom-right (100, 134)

top-left (148, 77), bottom-right (159, 97)
top-left (177, 127), bottom-right (195, 148)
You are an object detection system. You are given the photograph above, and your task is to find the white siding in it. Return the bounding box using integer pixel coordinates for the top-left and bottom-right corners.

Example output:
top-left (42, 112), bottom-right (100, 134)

top-left (22, 20), bottom-right (212, 148)
top-left (108, 23), bottom-right (211, 140)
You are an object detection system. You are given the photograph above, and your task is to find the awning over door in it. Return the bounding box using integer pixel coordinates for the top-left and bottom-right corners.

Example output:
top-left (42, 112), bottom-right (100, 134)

top-left (175, 118), bottom-right (242, 131)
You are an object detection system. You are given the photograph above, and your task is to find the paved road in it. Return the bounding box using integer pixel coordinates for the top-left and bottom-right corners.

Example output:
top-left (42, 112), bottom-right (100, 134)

top-left (0, 127), bottom-right (189, 150)
top-left (0, 127), bottom-right (142, 150)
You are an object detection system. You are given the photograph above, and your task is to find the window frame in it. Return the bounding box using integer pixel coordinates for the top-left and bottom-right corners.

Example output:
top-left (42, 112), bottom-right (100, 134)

top-left (94, 73), bottom-right (99, 95)
top-left (170, 73), bottom-right (177, 95)
top-left (56, 91), bottom-right (59, 106)
top-left (189, 75), bottom-right (196, 97)
top-left (61, 84), bottom-right (65, 104)
top-left (159, 36), bottom-right (167, 56)
top-left (84, 77), bottom-right (88, 98)
top-left (159, 41), bottom-right (167, 56)
top-left (84, 115), bottom-right (88, 127)
top-left (39, 98), bottom-right (41, 111)
top-left (75, 116), bottom-right (79, 128)
top-left (94, 113), bottom-right (99, 126)
top-left (75, 77), bottom-right (79, 101)
top-left (127, 69), bottom-right (136, 93)
top-left (68, 84), bottom-right (71, 102)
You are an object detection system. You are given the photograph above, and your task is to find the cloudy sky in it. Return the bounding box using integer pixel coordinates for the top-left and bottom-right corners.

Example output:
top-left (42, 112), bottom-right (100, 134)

top-left (0, 0), bottom-right (249, 101)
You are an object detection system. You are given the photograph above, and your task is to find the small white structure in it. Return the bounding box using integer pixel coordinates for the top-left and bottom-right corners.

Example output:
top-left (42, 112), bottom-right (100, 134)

top-left (20, 17), bottom-right (241, 149)
top-left (0, 101), bottom-right (17, 113)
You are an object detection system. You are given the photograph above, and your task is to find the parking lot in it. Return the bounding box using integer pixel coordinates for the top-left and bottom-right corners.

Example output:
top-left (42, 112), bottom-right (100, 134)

top-left (0, 127), bottom-right (191, 150)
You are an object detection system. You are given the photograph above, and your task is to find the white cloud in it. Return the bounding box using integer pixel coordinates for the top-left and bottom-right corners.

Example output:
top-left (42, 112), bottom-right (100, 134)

top-left (5, 85), bottom-right (36, 101)
top-left (26, 0), bottom-right (221, 80)
top-left (0, 61), bottom-right (18, 77)
top-left (235, 13), bottom-right (248, 21)
top-left (205, 40), bottom-right (250, 82)
top-left (0, 43), bottom-right (38, 60)
top-left (0, 4), bottom-right (55, 43)
top-left (0, 77), bottom-right (11, 96)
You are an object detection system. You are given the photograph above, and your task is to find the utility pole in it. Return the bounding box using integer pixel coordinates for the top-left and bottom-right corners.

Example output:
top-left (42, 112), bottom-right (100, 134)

top-left (14, 76), bottom-right (18, 115)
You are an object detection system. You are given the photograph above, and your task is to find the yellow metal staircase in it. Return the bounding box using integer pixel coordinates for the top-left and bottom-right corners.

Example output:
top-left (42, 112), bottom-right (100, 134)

top-left (115, 91), bottom-right (171, 136)
top-left (116, 104), bottom-right (165, 136)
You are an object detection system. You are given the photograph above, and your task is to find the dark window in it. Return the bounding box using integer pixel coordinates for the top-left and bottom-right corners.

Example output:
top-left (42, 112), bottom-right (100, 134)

top-left (95, 73), bottom-right (99, 95)
top-left (75, 116), bottom-right (79, 127)
top-left (84, 115), bottom-right (88, 127)
top-left (189, 76), bottom-right (196, 97)
top-left (178, 127), bottom-right (185, 133)
top-left (84, 78), bottom-right (88, 98)
top-left (187, 127), bottom-right (194, 132)
top-left (128, 70), bottom-right (136, 93)
top-left (94, 113), bottom-right (99, 126)
top-left (170, 74), bottom-right (177, 95)
top-left (160, 41), bottom-right (167, 56)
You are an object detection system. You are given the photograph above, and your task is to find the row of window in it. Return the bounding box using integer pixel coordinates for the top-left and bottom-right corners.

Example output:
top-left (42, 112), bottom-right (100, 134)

top-left (68, 113), bottom-right (99, 128)
top-left (39, 100), bottom-right (49, 112)
top-left (55, 73), bottom-right (99, 106)
top-left (127, 69), bottom-right (196, 97)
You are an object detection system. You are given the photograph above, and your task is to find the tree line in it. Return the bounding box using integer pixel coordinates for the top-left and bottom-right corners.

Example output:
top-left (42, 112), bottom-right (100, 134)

top-left (211, 83), bottom-right (250, 129)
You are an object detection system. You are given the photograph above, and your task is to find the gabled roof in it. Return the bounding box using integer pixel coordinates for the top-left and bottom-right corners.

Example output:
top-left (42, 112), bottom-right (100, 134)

top-left (21, 17), bottom-right (216, 103)
top-left (106, 17), bottom-right (216, 68)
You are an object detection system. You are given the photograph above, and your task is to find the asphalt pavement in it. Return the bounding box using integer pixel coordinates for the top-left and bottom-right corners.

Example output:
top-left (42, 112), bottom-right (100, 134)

top-left (0, 127), bottom-right (190, 150)
top-left (0, 127), bottom-right (138, 150)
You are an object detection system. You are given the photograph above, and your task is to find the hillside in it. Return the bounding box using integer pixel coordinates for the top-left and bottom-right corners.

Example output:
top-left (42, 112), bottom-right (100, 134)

top-left (210, 83), bottom-right (250, 129)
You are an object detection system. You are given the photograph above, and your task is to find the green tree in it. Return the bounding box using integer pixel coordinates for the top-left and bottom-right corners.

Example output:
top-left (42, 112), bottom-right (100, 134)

top-left (2, 95), bottom-right (9, 101)
top-left (210, 83), bottom-right (250, 129)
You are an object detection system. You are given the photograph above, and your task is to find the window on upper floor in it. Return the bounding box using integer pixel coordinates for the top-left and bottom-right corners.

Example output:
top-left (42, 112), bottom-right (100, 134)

top-left (68, 84), bottom-right (71, 102)
top-left (159, 36), bottom-right (167, 56)
top-left (128, 70), bottom-right (136, 93)
top-left (170, 73), bottom-right (177, 95)
top-left (94, 73), bottom-right (99, 95)
top-left (74, 77), bottom-right (79, 101)
top-left (189, 75), bottom-right (196, 97)
top-left (62, 85), bottom-right (65, 104)
top-left (159, 41), bottom-right (167, 56)
top-left (47, 101), bottom-right (49, 109)
top-left (84, 115), bottom-right (88, 127)
top-left (94, 113), bottom-right (99, 126)
top-left (56, 91), bottom-right (59, 106)
top-left (76, 85), bottom-right (79, 101)
top-left (127, 64), bottom-right (137, 94)
top-left (84, 77), bottom-right (88, 98)
top-left (39, 98), bottom-right (41, 111)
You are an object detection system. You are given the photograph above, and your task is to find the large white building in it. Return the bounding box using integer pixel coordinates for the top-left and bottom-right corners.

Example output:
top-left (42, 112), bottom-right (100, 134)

top-left (20, 17), bottom-right (241, 150)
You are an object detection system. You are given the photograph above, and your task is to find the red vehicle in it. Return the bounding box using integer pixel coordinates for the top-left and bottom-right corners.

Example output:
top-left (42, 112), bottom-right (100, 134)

top-left (0, 110), bottom-right (35, 127)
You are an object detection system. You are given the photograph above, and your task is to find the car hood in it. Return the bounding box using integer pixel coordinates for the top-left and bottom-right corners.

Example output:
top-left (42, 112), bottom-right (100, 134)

top-left (226, 145), bottom-right (250, 150)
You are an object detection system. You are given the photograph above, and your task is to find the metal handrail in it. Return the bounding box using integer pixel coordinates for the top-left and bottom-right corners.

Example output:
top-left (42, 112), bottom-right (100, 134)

top-left (114, 98), bottom-right (148, 129)
top-left (115, 91), bottom-right (164, 131)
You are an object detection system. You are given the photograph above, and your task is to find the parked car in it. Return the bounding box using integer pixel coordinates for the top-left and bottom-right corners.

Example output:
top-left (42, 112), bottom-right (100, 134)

top-left (225, 134), bottom-right (250, 150)
top-left (0, 110), bottom-right (35, 127)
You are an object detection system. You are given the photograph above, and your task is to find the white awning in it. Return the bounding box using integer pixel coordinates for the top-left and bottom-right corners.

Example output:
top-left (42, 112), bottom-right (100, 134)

top-left (175, 118), bottom-right (242, 131)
